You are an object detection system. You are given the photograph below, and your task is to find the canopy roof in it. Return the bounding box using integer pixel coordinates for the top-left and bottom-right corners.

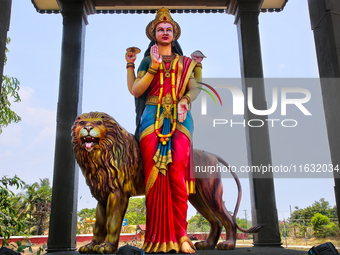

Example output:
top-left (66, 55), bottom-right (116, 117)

top-left (31, 0), bottom-right (288, 15)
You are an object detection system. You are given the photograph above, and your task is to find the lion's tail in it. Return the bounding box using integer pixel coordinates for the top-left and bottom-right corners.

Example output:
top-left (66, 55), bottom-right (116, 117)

top-left (213, 154), bottom-right (265, 234)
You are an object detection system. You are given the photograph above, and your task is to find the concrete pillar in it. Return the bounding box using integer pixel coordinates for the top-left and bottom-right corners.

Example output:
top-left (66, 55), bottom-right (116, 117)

top-left (47, 0), bottom-right (87, 252)
top-left (308, 0), bottom-right (340, 225)
top-left (0, 0), bottom-right (12, 95)
top-left (235, 0), bottom-right (281, 246)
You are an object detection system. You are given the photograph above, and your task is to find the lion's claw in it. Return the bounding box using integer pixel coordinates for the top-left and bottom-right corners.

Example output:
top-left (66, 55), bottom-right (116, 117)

top-left (217, 241), bottom-right (235, 250)
top-left (93, 242), bottom-right (117, 254)
top-left (79, 242), bottom-right (99, 253)
top-left (194, 241), bottom-right (216, 250)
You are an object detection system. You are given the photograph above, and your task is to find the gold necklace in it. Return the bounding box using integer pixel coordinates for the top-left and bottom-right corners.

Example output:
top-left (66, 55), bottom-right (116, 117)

top-left (155, 54), bottom-right (179, 145)
top-left (162, 59), bottom-right (174, 78)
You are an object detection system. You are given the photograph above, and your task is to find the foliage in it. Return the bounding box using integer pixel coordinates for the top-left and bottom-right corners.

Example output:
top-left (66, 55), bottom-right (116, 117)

top-left (321, 223), bottom-right (339, 237)
top-left (17, 178), bottom-right (52, 235)
top-left (33, 178), bottom-right (52, 235)
top-left (287, 199), bottom-right (339, 238)
top-left (76, 198), bottom-right (146, 234)
top-left (236, 218), bottom-right (248, 232)
top-left (1, 37), bottom-right (21, 134)
top-left (11, 240), bottom-right (44, 255)
top-left (188, 212), bottom-right (210, 233)
top-left (291, 198), bottom-right (337, 222)
top-left (121, 225), bottom-right (136, 234)
top-left (187, 211), bottom-right (249, 234)
top-left (125, 197), bottom-right (146, 225)
top-left (0, 175), bottom-right (26, 247)
top-left (77, 208), bottom-right (96, 234)
top-left (311, 213), bottom-right (339, 238)
top-left (311, 213), bottom-right (330, 227)
top-left (279, 220), bottom-right (313, 238)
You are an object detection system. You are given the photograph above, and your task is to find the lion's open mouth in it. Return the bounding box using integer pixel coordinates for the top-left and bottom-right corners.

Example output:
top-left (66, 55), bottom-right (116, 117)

top-left (81, 136), bottom-right (100, 151)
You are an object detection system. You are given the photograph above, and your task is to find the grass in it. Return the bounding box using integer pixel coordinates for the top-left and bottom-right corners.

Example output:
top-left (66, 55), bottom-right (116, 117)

top-left (236, 236), bottom-right (340, 252)
top-left (280, 236), bottom-right (340, 247)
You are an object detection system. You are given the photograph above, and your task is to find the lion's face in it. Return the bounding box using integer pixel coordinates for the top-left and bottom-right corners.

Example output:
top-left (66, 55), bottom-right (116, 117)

top-left (72, 114), bottom-right (107, 152)
top-left (72, 111), bottom-right (139, 202)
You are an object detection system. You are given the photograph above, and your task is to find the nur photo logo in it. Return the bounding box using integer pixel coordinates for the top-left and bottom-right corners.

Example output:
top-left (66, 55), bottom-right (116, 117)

top-left (197, 81), bottom-right (312, 128)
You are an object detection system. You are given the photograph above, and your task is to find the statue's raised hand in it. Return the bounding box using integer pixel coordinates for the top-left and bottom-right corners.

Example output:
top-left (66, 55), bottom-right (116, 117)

top-left (125, 52), bottom-right (136, 63)
top-left (125, 47), bottom-right (140, 63)
top-left (150, 44), bottom-right (162, 69)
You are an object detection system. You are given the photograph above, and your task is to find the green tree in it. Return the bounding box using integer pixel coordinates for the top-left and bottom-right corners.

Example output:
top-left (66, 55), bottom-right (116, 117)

top-left (78, 208), bottom-right (96, 222)
top-left (125, 197), bottom-right (146, 225)
top-left (77, 208), bottom-right (96, 234)
top-left (34, 178), bottom-right (52, 235)
top-left (17, 178), bottom-right (52, 235)
top-left (311, 213), bottom-right (339, 238)
top-left (188, 212), bottom-right (210, 232)
top-left (0, 175), bottom-right (26, 246)
top-left (19, 182), bottom-right (39, 234)
top-left (1, 37), bottom-right (21, 134)
top-left (236, 218), bottom-right (247, 232)
top-left (291, 198), bottom-right (337, 221)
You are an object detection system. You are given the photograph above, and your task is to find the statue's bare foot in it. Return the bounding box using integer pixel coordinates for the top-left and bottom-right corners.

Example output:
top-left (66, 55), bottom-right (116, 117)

top-left (181, 241), bottom-right (195, 254)
top-left (217, 240), bottom-right (235, 250)
top-left (93, 242), bottom-right (117, 254)
top-left (78, 241), bottom-right (98, 254)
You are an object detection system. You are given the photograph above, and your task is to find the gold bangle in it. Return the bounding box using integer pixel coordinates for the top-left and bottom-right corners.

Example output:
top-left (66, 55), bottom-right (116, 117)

top-left (149, 66), bottom-right (158, 72)
top-left (196, 62), bottom-right (202, 68)
top-left (148, 66), bottom-right (158, 75)
top-left (126, 63), bottom-right (135, 69)
top-left (182, 95), bottom-right (190, 104)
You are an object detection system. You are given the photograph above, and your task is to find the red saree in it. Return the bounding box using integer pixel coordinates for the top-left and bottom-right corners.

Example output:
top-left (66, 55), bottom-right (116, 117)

top-left (137, 54), bottom-right (197, 253)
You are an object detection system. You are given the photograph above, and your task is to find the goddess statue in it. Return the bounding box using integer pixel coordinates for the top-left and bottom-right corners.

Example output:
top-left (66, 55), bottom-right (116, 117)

top-left (126, 8), bottom-right (203, 253)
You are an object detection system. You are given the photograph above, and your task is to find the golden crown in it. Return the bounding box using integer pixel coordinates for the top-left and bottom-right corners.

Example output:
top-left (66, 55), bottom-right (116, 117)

top-left (146, 8), bottom-right (181, 40)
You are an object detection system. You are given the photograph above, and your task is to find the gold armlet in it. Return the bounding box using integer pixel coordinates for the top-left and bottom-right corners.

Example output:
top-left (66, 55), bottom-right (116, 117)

top-left (126, 63), bottom-right (135, 69)
top-left (148, 66), bottom-right (158, 75)
top-left (195, 62), bottom-right (202, 69)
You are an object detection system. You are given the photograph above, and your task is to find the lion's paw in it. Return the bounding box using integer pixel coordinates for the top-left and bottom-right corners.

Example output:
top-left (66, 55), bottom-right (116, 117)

top-left (79, 242), bottom-right (99, 253)
top-left (217, 241), bottom-right (235, 250)
top-left (194, 241), bottom-right (216, 250)
top-left (93, 242), bottom-right (117, 254)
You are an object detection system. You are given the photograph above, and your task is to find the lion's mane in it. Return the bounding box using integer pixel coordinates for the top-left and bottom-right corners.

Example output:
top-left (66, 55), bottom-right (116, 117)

top-left (71, 112), bottom-right (139, 204)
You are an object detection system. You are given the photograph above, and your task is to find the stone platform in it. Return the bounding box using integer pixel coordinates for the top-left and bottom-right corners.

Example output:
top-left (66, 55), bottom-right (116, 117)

top-left (44, 246), bottom-right (307, 255)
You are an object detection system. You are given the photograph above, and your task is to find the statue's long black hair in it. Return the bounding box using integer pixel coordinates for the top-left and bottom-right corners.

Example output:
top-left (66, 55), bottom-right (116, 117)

top-left (134, 39), bottom-right (183, 141)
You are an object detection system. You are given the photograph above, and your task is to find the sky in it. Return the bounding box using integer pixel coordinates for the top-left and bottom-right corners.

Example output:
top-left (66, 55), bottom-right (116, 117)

top-left (0, 0), bottom-right (337, 223)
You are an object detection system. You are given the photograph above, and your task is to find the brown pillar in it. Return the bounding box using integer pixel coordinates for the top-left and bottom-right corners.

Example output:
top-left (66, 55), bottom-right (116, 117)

top-left (47, 0), bottom-right (88, 252)
top-left (235, 0), bottom-right (281, 246)
top-left (0, 0), bottom-right (12, 95)
top-left (308, 0), bottom-right (340, 225)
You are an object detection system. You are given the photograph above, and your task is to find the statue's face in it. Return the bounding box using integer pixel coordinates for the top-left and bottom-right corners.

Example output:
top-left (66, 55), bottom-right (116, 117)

top-left (155, 22), bottom-right (174, 46)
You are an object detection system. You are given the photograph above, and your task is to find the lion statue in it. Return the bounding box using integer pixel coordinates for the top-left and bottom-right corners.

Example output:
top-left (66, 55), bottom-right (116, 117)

top-left (72, 112), bottom-right (262, 254)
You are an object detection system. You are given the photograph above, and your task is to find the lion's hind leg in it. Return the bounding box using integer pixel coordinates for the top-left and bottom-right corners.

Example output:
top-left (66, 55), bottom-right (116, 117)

top-left (193, 151), bottom-right (237, 250)
top-left (195, 176), bottom-right (236, 250)
top-left (189, 188), bottom-right (223, 250)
